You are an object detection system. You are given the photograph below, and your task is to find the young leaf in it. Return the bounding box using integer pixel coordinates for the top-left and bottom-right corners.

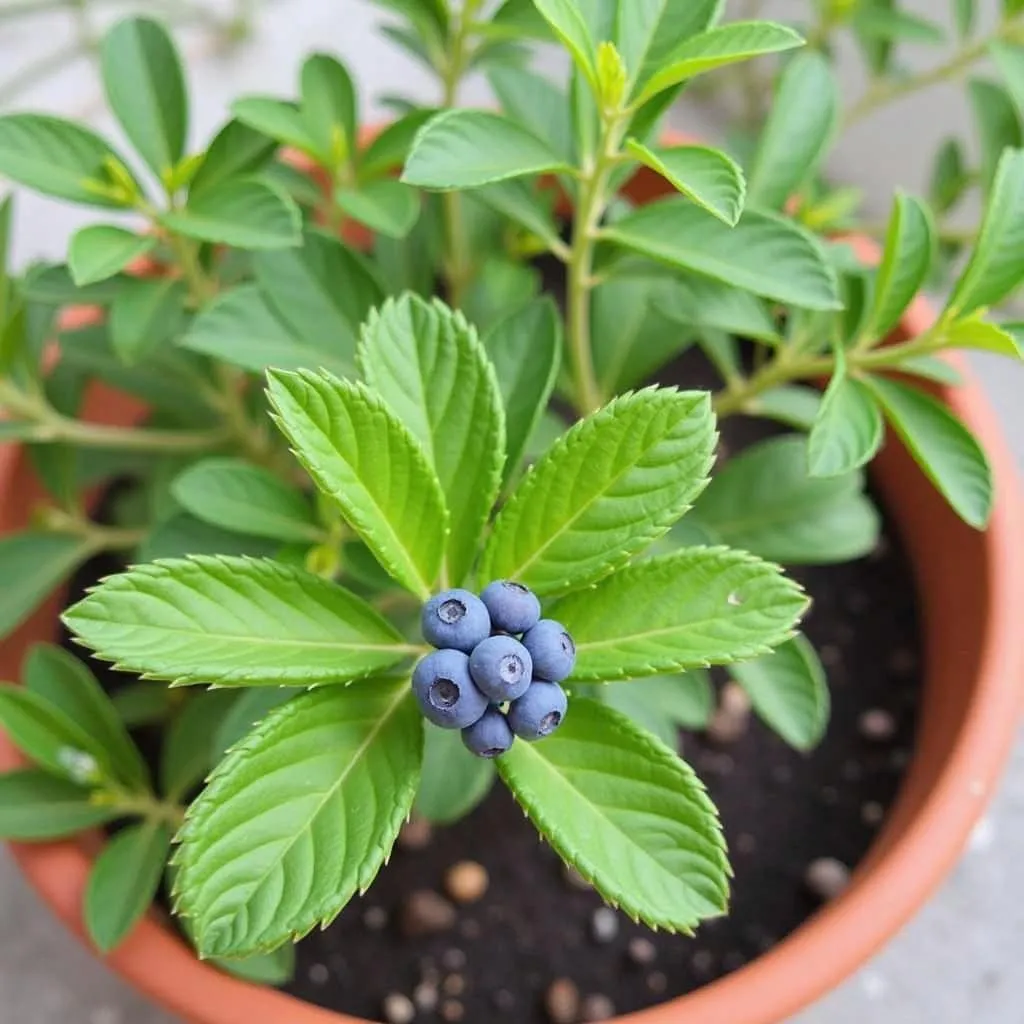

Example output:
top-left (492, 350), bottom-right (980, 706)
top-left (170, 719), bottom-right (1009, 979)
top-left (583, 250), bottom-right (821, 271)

top-left (171, 458), bottom-right (321, 544)
top-left (212, 687), bottom-right (300, 761)
top-left (110, 277), bottom-right (187, 364)
top-left (231, 97), bottom-right (318, 154)
top-left (483, 297), bottom-right (562, 484)
top-left (967, 79), bottom-right (1022, 188)
top-left (808, 350), bottom-right (884, 477)
top-left (602, 201), bottom-right (840, 311)
top-left (415, 724), bottom-right (495, 824)
top-left (689, 436), bottom-right (879, 564)
top-left (359, 108), bottom-right (438, 179)
top-left (625, 140), bottom-right (745, 225)
top-left (359, 296), bottom-right (505, 584)
top-left (161, 179), bottom-right (301, 250)
top-left (267, 371), bottom-right (448, 598)
top-left (498, 698), bottom-right (727, 931)
top-left (747, 51), bottom-right (837, 210)
top-left (0, 770), bottom-right (117, 839)
top-left (482, 389), bottom-right (715, 596)
top-left (941, 316), bottom-right (1022, 357)
top-left (531, 0), bottom-right (598, 89)
top-left (600, 671), bottom-right (714, 745)
top-left (160, 690), bottom-right (237, 798)
top-left (730, 634), bottom-right (829, 751)
top-left (401, 110), bottom-right (571, 190)
top-left (334, 180), bottom-right (420, 238)
top-left (189, 119), bottom-right (278, 198)
top-left (68, 226), bottom-right (156, 287)
top-left (85, 822), bottom-right (172, 952)
top-left (300, 53), bottom-right (357, 162)
top-left (63, 556), bottom-right (412, 687)
top-left (864, 375), bottom-right (992, 528)
top-left (487, 66), bottom-right (572, 161)
top-left (100, 17), bottom-right (188, 177)
top-left (174, 681), bottom-right (421, 958)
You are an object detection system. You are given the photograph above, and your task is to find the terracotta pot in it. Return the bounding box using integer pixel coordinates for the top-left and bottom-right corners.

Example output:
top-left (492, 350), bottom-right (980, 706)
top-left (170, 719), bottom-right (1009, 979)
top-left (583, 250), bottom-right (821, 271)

top-left (2, 160), bottom-right (1023, 1024)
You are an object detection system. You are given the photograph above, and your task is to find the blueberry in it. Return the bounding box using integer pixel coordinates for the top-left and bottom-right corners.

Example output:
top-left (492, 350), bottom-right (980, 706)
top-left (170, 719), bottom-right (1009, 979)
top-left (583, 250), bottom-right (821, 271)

top-left (480, 580), bottom-right (541, 635)
top-left (461, 707), bottom-right (514, 758)
top-left (468, 634), bottom-right (533, 702)
top-left (507, 680), bottom-right (567, 741)
top-left (421, 588), bottom-right (491, 652)
top-left (412, 649), bottom-right (489, 729)
top-left (522, 619), bottom-right (576, 682)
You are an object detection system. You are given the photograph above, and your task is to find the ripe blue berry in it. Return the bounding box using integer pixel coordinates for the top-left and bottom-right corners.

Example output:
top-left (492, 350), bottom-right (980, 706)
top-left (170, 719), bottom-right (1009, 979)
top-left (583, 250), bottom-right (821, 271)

top-left (507, 680), bottom-right (567, 740)
top-left (480, 580), bottom-right (541, 635)
top-left (412, 649), bottom-right (489, 729)
top-left (421, 588), bottom-right (490, 652)
top-left (461, 707), bottom-right (514, 758)
top-left (522, 619), bottom-right (576, 682)
top-left (468, 634), bottom-right (533, 702)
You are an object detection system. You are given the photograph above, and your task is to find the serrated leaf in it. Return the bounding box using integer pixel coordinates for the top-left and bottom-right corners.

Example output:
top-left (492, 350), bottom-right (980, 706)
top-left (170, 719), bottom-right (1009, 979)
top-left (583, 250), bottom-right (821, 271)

top-left (161, 690), bottom-right (238, 798)
top-left (175, 681), bottom-right (421, 958)
top-left (531, 0), bottom-right (598, 88)
top-left (63, 555), bottom-right (411, 686)
top-left (0, 770), bottom-right (117, 839)
top-left (231, 97), bottom-right (317, 154)
top-left (498, 698), bottom-right (727, 931)
top-left (601, 671), bottom-right (713, 745)
top-left (68, 226), bottom-right (156, 287)
top-left (482, 389), bottom-right (715, 596)
top-left (110, 277), bottom-right (187, 364)
top-left (968, 78), bottom-right (1022, 188)
top-left (267, 370), bottom-right (447, 598)
top-left (557, 547), bottom-right (806, 681)
top-left (808, 350), bottom-right (883, 477)
top-left (335, 180), bottom-right (420, 238)
top-left (359, 296), bottom-right (504, 584)
top-left (864, 375), bottom-right (992, 528)
top-left (730, 633), bottom-right (829, 751)
top-left (189, 119), bottom-right (278, 198)
top-left (487, 65), bottom-right (572, 161)
top-left (603, 200), bottom-right (840, 311)
top-left (415, 724), bottom-right (496, 824)
top-left (85, 822), bottom-right (171, 952)
top-left (212, 687), bottom-right (301, 761)
top-left (626, 140), bottom-right (744, 225)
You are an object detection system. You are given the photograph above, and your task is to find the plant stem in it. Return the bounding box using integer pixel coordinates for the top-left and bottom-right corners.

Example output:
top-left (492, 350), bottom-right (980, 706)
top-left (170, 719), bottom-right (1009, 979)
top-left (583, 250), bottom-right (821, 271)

top-left (99, 786), bottom-right (186, 829)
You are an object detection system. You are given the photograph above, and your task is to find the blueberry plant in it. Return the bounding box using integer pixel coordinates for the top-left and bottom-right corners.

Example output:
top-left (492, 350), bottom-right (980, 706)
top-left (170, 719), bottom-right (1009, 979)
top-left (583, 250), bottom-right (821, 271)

top-left (0, 0), bottom-right (1021, 991)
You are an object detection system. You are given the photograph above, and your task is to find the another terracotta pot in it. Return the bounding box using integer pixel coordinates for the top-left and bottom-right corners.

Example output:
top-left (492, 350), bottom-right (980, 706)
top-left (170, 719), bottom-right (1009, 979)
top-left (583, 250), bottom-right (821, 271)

top-left (1, 161), bottom-right (1022, 1024)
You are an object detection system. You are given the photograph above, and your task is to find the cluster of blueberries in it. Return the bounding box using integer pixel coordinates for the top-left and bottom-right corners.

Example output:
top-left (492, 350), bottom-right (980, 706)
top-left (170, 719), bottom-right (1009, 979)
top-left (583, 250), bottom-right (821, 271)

top-left (413, 580), bottom-right (576, 758)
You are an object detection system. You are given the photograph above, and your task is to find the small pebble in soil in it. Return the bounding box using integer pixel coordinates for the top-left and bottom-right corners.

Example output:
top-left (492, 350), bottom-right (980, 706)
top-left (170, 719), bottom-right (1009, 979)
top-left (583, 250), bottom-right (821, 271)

top-left (418, 957), bottom-right (440, 985)
top-left (400, 890), bottom-right (456, 937)
top-left (398, 817), bottom-right (433, 851)
top-left (493, 989), bottom-right (516, 1012)
top-left (445, 860), bottom-right (489, 903)
top-left (626, 937), bottom-right (657, 966)
top-left (441, 948), bottom-right (467, 971)
top-left (443, 974), bottom-right (466, 997)
top-left (590, 907), bottom-right (619, 944)
top-left (545, 978), bottom-right (580, 1024)
top-left (581, 994), bottom-right (616, 1021)
top-left (734, 832), bottom-right (756, 855)
top-left (441, 999), bottom-right (465, 1021)
top-left (381, 992), bottom-right (416, 1024)
top-left (307, 963), bottom-right (329, 985)
top-left (805, 857), bottom-right (852, 901)
top-left (362, 905), bottom-right (388, 931)
top-left (646, 971), bottom-right (667, 994)
top-left (858, 708), bottom-right (897, 742)
top-left (413, 981), bottom-right (439, 1012)
top-left (861, 800), bottom-right (885, 826)
top-left (706, 682), bottom-right (752, 744)
top-left (562, 863), bottom-right (591, 890)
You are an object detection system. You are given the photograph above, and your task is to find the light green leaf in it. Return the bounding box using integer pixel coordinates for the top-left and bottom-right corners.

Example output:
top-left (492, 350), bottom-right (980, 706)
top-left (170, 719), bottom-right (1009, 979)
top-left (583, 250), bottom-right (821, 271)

top-left (487, 65), bottom-right (572, 161)
top-left (991, 42), bottom-right (1024, 120)
top-left (531, 0), bottom-right (598, 88)
top-left (335, 180), bottom-right (420, 238)
top-left (864, 375), bottom-right (992, 528)
top-left (415, 724), bottom-right (496, 824)
top-left (189, 119), bottom-right (278, 198)
top-left (100, 17), bottom-right (188, 177)
top-left (213, 945), bottom-right (296, 985)
top-left (359, 108), bottom-right (438, 179)
top-left (967, 78), bottom-right (1022, 188)
top-left (300, 53), bottom-right (357, 162)
top-left (474, 179), bottom-right (563, 253)
top-left (625, 140), bottom-right (745, 225)
top-left (730, 634), bottom-right (829, 751)
top-left (175, 681), bottom-right (421, 958)
top-left (402, 109), bottom-right (570, 190)
top-left (691, 435), bottom-right (880, 564)
top-left (482, 389), bottom-right (715, 596)
top-left (893, 353), bottom-right (963, 385)
top-left (954, 0), bottom-right (976, 38)
top-left (851, 6), bottom-right (945, 43)
top-left (160, 690), bottom-right (237, 798)
top-left (941, 316), bottom-right (1022, 357)
top-left (808, 350), bottom-right (883, 477)
top-left (601, 671), bottom-right (713, 745)
top-left (655, 275), bottom-right (780, 345)
top-left (0, 770), bottom-right (117, 840)
top-left (110, 277), bottom-right (187, 364)
top-left (231, 97), bottom-right (317, 154)
top-left (462, 256), bottom-right (540, 334)
top-left (747, 386), bottom-right (822, 430)
top-left (212, 687), bottom-right (300, 761)
top-left (68, 226), bottom-right (156, 286)
top-left (603, 200), bottom-right (840, 311)
top-left (171, 458), bottom-right (321, 544)
top-left (85, 822), bottom-right (171, 952)
top-left (359, 296), bottom-right (504, 584)
top-left (747, 51), bottom-right (837, 210)
top-left (63, 555), bottom-right (411, 686)
top-left (498, 698), bottom-right (727, 931)
top-left (929, 138), bottom-right (968, 214)
top-left (267, 370), bottom-right (447, 598)
top-left (139, 513), bottom-right (279, 563)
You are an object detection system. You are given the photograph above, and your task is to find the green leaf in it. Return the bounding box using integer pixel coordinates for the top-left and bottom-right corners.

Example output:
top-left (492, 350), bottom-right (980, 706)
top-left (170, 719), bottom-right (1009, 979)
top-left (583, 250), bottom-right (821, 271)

top-left (24, 644), bottom-right (148, 789)
top-left (730, 634), bottom-right (829, 751)
top-left (946, 148), bottom-right (1024, 317)
top-left (747, 51), bottom-right (838, 210)
top-left (85, 822), bottom-right (172, 952)
top-left (603, 200), bottom-right (840, 311)
top-left (139, 513), bottom-right (280, 563)
top-left (462, 256), bottom-right (540, 334)
top-left (482, 389), bottom-right (715, 596)
top-left (655, 274), bottom-right (781, 345)
top-left (808, 350), bottom-right (883, 477)
top-left (213, 945), bottom-right (296, 985)
top-left (171, 458), bottom-right (320, 544)
top-left (531, 0), bottom-right (598, 89)
top-left (161, 179), bottom-right (300, 250)
top-left (300, 53), bottom-right (357, 162)
top-left (690, 435), bottom-right (880, 564)
top-left (161, 690), bottom-right (237, 798)
top-left (112, 683), bottom-right (175, 729)
top-left (401, 110), bottom-right (570, 190)
top-left (636, 21), bottom-right (804, 104)
top-left (335, 180), bottom-right (420, 238)
top-left (941, 316), bottom-right (1022, 357)
top-left (0, 770), bottom-right (116, 839)
top-left (625, 140), bottom-right (745, 225)
top-left (487, 66), bottom-right (572, 161)
top-left (359, 109), bottom-right (438, 179)
top-left (100, 17), bottom-right (188, 177)
top-left (851, 6), bottom-right (945, 44)
top-left (68, 226), bottom-right (156, 286)
top-left (415, 724), bottom-right (496, 824)
top-left (474, 179), bottom-right (563, 253)
top-left (63, 555), bottom-right (411, 687)
top-left (747, 386), bottom-right (822, 430)
top-left (864, 375), bottom-right (992, 528)
top-left (600, 671), bottom-right (713, 745)
top-left (991, 42), bottom-right (1024, 120)
top-left (893, 353), bottom-right (963, 385)
top-left (929, 138), bottom-right (968, 214)
top-left (0, 531), bottom-right (91, 641)
top-left (189, 119), bottom-right (278, 198)
top-left (483, 297), bottom-right (562, 484)
top-left (110, 277), bottom-right (187, 364)
top-left (212, 687), bottom-right (300, 761)
top-left (0, 114), bottom-right (138, 208)
top-left (359, 296), bottom-right (505, 584)
top-left (23, 262), bottom-right (123, 305)
top-left (231, 97), bottom-right (317, 154)
top-left (954, 0), bottom-right (976, 38)
top-left (967, 79), bottom-right (1022, 188)
top-left (498, 698), bottom-right (727, 931)
top-left (175, 681), bottom-right (421, 958)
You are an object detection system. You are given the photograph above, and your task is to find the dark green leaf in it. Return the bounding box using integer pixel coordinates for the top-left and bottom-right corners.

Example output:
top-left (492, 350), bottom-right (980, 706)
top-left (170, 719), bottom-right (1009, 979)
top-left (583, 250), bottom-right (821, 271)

top-left (487, 65), bottom-right (573, 161)
top-left (473, 179), bottom-right (563, 253)
top-left (929, 138), bottom-right (968, 214)
top-left (748, 386), bottom-right (822, 430)
top-left (22, 263), bottom-right (124, 305)
top-left (991, 42), bottom-right (1024, 120)
top-left (110, 277), bottom-right (187, 364)
top-left (600, 671), bottom-right (713, 745)
top-left (335, 180), bottom-right (420, 238)
top-left (359, 109), bottom-right (438, 179)
top-left (655, 274), bottom-right (781, 344)
top-left (967, 79), bottom-right (1022, 188)
top-left (851, 6), bottom-right (945, 44)
top-left (161, 690), bottom-right (237, 798)
top-left (0, 770), bottom-right (116, 840)
top-left (138, 513), bottom-right (279, 562)
top-left (211, 687), bottom-right (300, 761)
top-left (112, 682), bottom-right (175, 729)
top-left (415, 724), bottom-right (496, 824)
top-left (213, 945), bottom-right (296, 985)
top-left (808, 350), bottom-right (884, 477)
top-left (190, 119), bottom-right (278, 198)
top-left (462, 256), bottom-right (540, 334)
top-left (231, 97), bottom-right (317, 154)
top-left (68, 226), bottom-right (156, 286)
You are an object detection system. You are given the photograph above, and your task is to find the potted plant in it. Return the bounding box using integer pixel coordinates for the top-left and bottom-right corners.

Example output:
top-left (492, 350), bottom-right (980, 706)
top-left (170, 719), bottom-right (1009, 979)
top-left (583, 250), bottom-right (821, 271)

top-left (0, 3), bottom-right (1021, 1023)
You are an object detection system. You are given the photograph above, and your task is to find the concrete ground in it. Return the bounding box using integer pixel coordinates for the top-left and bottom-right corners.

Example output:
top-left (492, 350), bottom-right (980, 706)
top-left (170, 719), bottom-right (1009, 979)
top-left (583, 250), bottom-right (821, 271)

top-left (1, 1), bottom-right (1021, 1022)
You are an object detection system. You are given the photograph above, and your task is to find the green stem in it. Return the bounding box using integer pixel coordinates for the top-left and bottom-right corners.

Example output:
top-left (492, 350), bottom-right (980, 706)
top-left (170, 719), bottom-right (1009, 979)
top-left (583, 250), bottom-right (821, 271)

top-left (41, 507), bottom-right (148, 551)
top-left (99, 787), bottom-right (186, 829)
